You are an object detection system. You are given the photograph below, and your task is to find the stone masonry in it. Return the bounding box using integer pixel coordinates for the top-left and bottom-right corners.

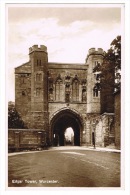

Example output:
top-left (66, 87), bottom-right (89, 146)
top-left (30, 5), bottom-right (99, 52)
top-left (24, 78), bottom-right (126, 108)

top-left (12, 44), bottom-right (118, 149)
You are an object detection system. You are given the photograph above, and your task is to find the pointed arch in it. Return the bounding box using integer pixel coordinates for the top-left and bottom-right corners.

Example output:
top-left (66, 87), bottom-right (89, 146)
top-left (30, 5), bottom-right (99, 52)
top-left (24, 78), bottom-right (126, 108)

top-left (50, 107), bottom-right (84, 146)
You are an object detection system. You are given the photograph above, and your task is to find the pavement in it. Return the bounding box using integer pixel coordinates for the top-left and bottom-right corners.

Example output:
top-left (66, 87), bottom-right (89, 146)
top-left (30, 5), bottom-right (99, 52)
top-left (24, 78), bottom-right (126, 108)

top-left (8, 145), bottom-right (121, 187)
top-left (8, 146), bottom-right (121, 156)
top-left (50, 146), bottom-right (121, 152)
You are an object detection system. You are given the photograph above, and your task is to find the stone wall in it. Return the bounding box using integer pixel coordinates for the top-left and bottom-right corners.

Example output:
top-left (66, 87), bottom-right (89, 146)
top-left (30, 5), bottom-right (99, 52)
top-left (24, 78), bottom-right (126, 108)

top-left (85, 113), bottom-right (101, 146)
top-left (8, 129), bottom-right (47, 152)
top-left (85, 113), bottom-right (115, 147)
top-left (114, 90), bottom-right (121, 149)
top-left (97, 113), bottom-right (115, 147)
top-left (48, 68), bottom-right (87, 103)
top-left (15, 62), bottom-right (31, 123)
top-left (49, 103), bottom-right (86, 122)
top-left (14, 45), bottom-right (119, 148)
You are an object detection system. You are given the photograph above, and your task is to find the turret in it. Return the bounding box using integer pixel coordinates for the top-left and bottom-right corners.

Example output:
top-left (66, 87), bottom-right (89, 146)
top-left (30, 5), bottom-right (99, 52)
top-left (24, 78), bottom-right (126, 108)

top-left (29, 44), bottom-right (48, 130)
top-left (86, 48), bottom-right (104, 64)
top-left (86, 48), bottom-right (105, 113)
top-left (29, 45), bottom-right (47, 55)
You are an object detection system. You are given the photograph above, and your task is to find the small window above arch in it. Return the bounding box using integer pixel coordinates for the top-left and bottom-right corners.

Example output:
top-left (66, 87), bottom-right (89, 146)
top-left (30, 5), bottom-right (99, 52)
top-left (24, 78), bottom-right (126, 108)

top-left (22, 91), bottom-right (25, 96)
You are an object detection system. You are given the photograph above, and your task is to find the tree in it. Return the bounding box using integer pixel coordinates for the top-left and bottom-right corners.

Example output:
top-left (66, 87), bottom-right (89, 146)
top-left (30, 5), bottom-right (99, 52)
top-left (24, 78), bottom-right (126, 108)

top-left (105, 35), bottom-right (121, 90)
top-left (107, 35), bottom-right (121, 71)
top-left (92, 35), bottom-right (121, 113)
top-left (93, 35), bottom-right (121, 91)
top-left (8, 102), bottom-right (26, 129)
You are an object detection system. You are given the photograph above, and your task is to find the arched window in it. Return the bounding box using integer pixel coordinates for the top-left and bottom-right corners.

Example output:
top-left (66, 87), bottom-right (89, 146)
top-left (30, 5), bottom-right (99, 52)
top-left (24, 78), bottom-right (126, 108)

top-left (36, 73), bottom-right (42, 81)
top-left (55, 76), bottom-right (62, 101)
top-left (82, 89), bottom-right (86, 102)
top-left (36, 88), bottom-right (41, 96)
top-left (37, 59), bottom-right (42, 66)
top-left (72, 77), bottom-right (79, 101)
top-left (22, 91), bottom-right (25, 96)
top-left (21, 75), bottom-right (25, 84)
top-left (93, 83), bottom-right (100, 97)
top-left (93, 86), bottom-right (98, 97)
top-left (65, 84), bottom-right (70, 102)
top-left (49, 88), bottom-right (53, 101)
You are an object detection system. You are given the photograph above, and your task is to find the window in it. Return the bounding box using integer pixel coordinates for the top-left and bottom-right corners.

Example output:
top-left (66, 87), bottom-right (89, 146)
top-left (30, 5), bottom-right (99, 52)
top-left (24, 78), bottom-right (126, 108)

top-left (96, 74), bottom-right (100, 81)
top-left (36, 88), bottom-right (41, 96)
top-left (40, 60), bottom-right (41, 66)
top-left (72, 79), bottom-right (79, 101)
top-left (37, 59), bottom-right (41, 66)
top-left (36, 73), bottom-right (42, 81)
top-left (49, 89), bottom-right (53, 101)
top-left (93, 86), bottom-right (98, 97)
top-left (22, 91), bottom-right (25, 96)
top-left (37, 59), bottom-right (39, 66)
top-left (93, 83), bottom-right (101, 97)
top-left (82, 89), bottom-right (86, 102)
top-left (21, 75), bottom-right (25, 84)
top-left (55, 78), bottom-right (62, 101)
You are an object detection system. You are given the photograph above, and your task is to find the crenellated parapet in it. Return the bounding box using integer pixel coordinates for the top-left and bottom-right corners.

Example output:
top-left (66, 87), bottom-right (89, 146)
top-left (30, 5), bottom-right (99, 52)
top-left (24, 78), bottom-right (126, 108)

top-left (88, 47), bottom-right (104, 55)
top-left (85, 47), bottom-right (105, 62)
top-left (29, 45), bottom-right (47, 54)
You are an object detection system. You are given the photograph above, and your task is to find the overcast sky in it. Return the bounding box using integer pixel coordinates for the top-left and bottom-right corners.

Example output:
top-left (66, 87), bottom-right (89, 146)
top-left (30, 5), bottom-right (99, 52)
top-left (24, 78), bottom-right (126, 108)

top-left (7, 4), bottom-right (122, 101)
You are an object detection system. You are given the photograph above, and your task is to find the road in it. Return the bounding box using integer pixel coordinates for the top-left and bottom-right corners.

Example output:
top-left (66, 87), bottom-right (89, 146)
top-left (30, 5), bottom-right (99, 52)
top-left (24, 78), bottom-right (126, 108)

top-left (8, 147), bottom-right (120, 187)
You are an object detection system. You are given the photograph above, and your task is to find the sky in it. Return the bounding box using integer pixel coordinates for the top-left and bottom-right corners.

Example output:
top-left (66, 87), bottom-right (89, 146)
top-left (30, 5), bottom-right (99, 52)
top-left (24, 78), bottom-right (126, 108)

top-left (7, 4), bottom-right (122, 101)
top-left (65, 127), bottom-right (74, 141)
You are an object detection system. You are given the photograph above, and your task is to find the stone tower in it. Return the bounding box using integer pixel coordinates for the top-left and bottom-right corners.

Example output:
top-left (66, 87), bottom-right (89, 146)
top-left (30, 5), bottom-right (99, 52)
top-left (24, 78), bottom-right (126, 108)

top-left (29, 45), bottom-right (49, 130)
top-left (86, 48), bottom-right (105, 114)
top-left (13, 44), bottom-right (117, 149)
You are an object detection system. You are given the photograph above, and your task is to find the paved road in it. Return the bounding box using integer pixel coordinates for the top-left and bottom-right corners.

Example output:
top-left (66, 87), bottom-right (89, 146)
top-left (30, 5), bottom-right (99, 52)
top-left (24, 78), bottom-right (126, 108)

top-left (8, 147), bottom-right (120, 187)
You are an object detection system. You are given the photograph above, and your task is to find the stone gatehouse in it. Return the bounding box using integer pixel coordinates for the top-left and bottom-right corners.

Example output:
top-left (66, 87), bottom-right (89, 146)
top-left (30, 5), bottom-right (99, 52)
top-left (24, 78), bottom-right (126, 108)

top-left (11, 44), bottom-right (116, 148)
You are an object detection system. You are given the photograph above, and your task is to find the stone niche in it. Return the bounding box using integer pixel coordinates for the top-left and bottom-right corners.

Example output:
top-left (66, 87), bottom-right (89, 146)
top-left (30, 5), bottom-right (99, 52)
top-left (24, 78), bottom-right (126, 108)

top-left (85, 113), bottom-right (115, 147)
top-left (94, 113), bottom-right (115, 147)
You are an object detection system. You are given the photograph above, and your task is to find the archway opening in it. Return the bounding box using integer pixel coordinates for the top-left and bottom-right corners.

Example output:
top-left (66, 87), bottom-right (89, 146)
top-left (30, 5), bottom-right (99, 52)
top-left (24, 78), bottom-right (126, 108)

top-left (64, 127), bottom-right (74, 146)
top-left (51, 109), bottom-right (82, 146)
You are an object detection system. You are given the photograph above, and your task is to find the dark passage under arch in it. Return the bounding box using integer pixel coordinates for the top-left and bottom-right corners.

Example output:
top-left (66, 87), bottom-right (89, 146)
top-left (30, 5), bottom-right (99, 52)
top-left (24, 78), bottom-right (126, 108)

top-left (51, 109), bottom-right (83, 146)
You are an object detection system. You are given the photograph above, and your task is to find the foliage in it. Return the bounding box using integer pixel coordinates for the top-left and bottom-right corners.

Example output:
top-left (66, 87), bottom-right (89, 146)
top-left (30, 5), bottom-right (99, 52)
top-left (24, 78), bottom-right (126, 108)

top-left (8, 103), bottom-right (26, 129)
top-left (93, 35), bottom-right (121, 91)
top-left (105, 35), bottom-right (121, 90)
top-left (106, 35), bottom-right (121, 71)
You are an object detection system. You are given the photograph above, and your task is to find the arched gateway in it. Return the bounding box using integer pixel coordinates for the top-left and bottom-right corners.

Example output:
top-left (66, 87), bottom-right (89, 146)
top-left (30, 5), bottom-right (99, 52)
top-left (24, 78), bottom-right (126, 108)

top-left (50, 108), bottom-right (83, 146)
top-left (12, 44), bottom-right (116, 150)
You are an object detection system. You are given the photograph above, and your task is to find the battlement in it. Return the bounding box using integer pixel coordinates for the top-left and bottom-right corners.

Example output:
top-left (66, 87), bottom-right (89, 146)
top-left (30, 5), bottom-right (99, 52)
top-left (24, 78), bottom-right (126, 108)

top-left (29, 45), bottom-right (47, 54)
top-left (85, 47), bottom-right (105, 63)
top-left (88, 48), bottom-right (104, 55)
